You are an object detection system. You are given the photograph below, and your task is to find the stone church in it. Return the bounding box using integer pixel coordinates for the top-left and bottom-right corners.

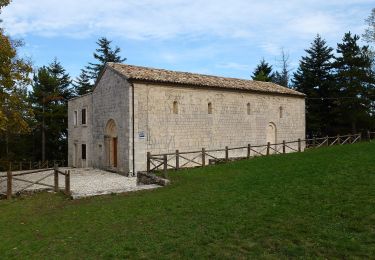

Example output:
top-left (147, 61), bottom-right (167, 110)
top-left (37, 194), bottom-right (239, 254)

top-left (68, 63), bottom-right (305, 175)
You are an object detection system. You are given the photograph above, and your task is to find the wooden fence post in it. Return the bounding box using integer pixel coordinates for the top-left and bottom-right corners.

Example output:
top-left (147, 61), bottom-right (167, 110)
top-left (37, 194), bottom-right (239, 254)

top-left (163, 155), bottom-right (168, 179)
top-left (29, 160), bottom-right (32, 170)
top-left (247, 144), bottom-right (251, 159)
top-left (367, 130), bottom-right (371, 142)
top-left (7, 169), bottom-right (12, 200)
top-left (176, 150), bottom-right (179, 170)
top-left (266, 142), bottom-right (270, 155)
top-left (283, 140), bottom-right (286, 154)
top-left (298, 138), bottom-right (302, 152)
top-left (65, 170), bottom-right (70, 196)
top-left (54, 164), bottom-right (59, 192)
top-left (146, 152), bottom-right (151, 173)
top-left (326, 136), bottom-right (329, 146)
top-left (313, 137), bottom-right (316, 148)
top-left (225, 146), bottom-right (229, 161)
top-left (202, 148), bottom-right (205, 167)
top-left (337, 134), bottom-right (341, 145)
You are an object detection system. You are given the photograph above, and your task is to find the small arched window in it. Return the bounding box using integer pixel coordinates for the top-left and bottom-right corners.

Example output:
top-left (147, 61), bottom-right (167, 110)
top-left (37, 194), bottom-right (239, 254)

top-left (279, 106), bottom-right (283, 118)
top-left (247, 103), bottom-right (251, 115)
top-left (173, 101), bottom-right (178, 114)
top-left (208, 102), bottom-right (212, 114)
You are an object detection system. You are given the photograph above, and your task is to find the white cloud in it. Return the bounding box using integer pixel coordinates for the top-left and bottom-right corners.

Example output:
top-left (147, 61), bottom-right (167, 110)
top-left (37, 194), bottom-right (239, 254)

top-left (2, 0), bottom-right (372, 43)
top-left (2, 0), bottom-right (373, 80)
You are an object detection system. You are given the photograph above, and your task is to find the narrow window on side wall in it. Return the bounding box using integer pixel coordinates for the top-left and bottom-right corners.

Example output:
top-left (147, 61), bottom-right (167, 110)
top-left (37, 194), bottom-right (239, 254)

top-left (279, 106), bottom-right (283, 118)
top-left (74, 111), bottom-right (78, 126)
top-left (82, 108), bottom-right (87, 125)
top-left (81, 144), bottom-right (86, 160)
top-left (173, 101), bottom-right (178, 114)
top-left (208, 102), bottom-right (212, 114)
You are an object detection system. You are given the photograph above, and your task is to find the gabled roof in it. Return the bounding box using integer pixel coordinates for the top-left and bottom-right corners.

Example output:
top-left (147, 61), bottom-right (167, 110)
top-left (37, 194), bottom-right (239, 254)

top-left (107, 63), bottom-right (305, 97)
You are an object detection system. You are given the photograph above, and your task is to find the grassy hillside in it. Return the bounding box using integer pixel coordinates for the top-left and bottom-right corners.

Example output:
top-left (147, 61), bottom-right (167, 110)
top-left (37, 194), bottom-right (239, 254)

top-left (1, 143), bottom-right (374, 259)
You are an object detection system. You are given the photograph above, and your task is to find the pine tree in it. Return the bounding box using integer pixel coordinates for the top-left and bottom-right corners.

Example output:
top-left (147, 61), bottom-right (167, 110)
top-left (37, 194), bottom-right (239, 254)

top-left (73, 69), bottom-right (92, 96)
top-left (292, 34), bottom-right (336, 136)
top-left (251, 59), bottom-right (274, 82)
top-left (334, 32), bottom-right (375, 133)
top-left (86, 37), bottom-right (126, 82)
top-left (30, 59), bottom-right (73, 161)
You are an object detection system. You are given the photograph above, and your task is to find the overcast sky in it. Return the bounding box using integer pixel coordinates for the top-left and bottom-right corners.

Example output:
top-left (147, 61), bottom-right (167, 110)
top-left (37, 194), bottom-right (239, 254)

top-left (1, 0), bottom-right (373, 80)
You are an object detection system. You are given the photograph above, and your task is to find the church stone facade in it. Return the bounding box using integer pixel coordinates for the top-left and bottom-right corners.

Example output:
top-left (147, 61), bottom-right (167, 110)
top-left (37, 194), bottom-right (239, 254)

top-left (68, 63), bottom-right (305, 175)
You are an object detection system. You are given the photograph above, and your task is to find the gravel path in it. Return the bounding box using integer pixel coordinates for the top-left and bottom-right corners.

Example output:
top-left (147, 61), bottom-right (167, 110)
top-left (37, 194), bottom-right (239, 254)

top-left (0, 168), bottom-right (160, 199)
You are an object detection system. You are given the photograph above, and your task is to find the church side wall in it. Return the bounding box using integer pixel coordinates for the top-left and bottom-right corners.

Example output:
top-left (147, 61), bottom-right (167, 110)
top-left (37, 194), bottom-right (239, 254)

top-left (68, 93), bottom-right (93, 168)
top-left (133, 83), bottom-right (305, 172)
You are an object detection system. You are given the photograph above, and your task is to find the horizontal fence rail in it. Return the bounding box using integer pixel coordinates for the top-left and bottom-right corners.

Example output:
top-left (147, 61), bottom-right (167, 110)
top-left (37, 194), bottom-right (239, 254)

top-left (0, 164), bottom-right (71, 200)
top-left (0, 160), bottom-right (66, 172)
top-left (147, 132), bottom-right (371, 175)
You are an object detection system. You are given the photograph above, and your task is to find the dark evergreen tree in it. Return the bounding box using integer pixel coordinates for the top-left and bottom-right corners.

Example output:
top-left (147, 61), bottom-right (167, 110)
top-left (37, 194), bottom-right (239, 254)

top-left (73, 69), bottom-right (92, 96)
top-left (292, 35), bottom-right (336, 136)
top-left (251, 59), bottom-right (274, 82)
top-left (333, 32), bottom-right (375, 133)
top-left (29, 59), bottom-right (73, 161)
top-left (86, 37), bottom-right (126, 82)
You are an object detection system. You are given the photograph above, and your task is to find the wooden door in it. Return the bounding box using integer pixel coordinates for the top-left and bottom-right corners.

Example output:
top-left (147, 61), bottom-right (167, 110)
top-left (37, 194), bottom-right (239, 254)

top-left (113, 137), bottom-right (118, 168)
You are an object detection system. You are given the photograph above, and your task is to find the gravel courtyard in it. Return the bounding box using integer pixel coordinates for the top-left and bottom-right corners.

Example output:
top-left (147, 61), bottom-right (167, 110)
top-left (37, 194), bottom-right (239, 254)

top-left (0, 168), bottom-right (160, 199)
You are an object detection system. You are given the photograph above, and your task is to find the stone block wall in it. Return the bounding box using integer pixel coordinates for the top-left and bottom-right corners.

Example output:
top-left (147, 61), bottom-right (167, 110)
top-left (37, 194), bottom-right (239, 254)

top-left (132, 83), bottom-right (305, 172)
top-left (91, 69), bottom-right (131, 174)
top-left (67, 93), bottom-right (93, 168)
top-left (68, 72), bottom-right (305, 175)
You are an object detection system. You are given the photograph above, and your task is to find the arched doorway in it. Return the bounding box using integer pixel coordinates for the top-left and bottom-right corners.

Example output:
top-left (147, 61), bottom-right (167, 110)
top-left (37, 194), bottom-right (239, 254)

top-left (266, 122), bottom-right (276, 145)
top-left (105, 119), bottom-right (118, 168)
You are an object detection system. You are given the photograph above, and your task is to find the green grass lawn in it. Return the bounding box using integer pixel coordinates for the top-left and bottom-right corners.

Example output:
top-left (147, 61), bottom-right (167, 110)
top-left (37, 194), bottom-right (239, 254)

top-left (1, 143), bottom-right (375, 259)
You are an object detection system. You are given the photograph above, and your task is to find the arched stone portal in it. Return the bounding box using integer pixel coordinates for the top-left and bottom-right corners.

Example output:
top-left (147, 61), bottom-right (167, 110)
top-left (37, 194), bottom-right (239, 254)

top-left (266, 122), bottom-right (277, 145)
top-left (105, 119), bottom-right (118, 168)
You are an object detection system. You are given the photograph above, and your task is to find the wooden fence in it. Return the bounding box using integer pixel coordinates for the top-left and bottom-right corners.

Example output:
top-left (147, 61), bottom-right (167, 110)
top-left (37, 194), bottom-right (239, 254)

top-left (0, 160), bottom-right (66, 172)
top-left (0, 164), bottom-right (70, 200)
top-left (147, 132), bottom-right (373, 176)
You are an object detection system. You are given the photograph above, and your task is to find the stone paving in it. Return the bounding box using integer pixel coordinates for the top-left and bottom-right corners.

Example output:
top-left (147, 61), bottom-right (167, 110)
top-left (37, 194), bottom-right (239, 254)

top-left (0, 168), bottom-right (160, 199)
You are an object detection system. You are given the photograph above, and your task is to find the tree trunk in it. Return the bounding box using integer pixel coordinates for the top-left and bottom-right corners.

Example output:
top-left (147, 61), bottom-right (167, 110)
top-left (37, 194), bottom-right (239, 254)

top-left (5, 133), bottom-right (9, 159)
top-left (42, 97), bottom-right (45, 161)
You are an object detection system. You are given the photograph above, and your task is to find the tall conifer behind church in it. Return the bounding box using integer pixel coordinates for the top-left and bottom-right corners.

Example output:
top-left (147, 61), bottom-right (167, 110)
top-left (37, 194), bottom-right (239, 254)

top-left (86, 37), bottom-right (126, 83)
top-left (73, 69), bottom-right (92, 96)
top-left (292, 35), bottom-right (336, 136)
top-left (333, 32), bottom-right (375, 133)
top-left (292, 35), bottom-right (337, 136)
top-left (251, 59), bottom-right (275, 82)
top-left (30, 59), bottom-right (73, 161)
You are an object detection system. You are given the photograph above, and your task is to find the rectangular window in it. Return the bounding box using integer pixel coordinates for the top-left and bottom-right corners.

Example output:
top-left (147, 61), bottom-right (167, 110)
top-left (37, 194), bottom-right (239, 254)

top-left (81, 108), bottom-right (87, 125)
top-left (74, 111), bottom-right (78, 126)
top-left (81, 144), bottom-right (86, 160)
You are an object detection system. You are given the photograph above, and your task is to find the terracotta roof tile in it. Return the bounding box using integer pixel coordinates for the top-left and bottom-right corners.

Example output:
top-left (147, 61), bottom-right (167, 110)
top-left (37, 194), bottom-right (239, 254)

top-left (107, 63), bottom-right (305, 97)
